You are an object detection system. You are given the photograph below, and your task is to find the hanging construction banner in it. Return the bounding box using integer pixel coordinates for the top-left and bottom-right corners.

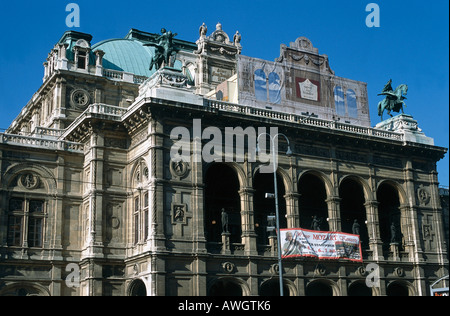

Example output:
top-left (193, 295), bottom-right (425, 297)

top-left (280, 228), bottom-right (363, 262)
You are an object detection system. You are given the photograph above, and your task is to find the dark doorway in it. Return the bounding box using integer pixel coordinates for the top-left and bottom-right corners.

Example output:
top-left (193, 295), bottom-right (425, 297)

top-left (253, 170), bottom-right (287, 246)
top-left (306, 281), bottom-right (333, 296)
top-left (387, 282), bottom-right (409, 296)
top-left (205, 163), bottom-right (241, 244)
top-left (377, 183), bottom-right (402, 248)
top-left (128, 279), bottom-right (147, 296)
top-left (209, 278), bottom-right (243, 296)
top-left (298, 173), bottom-right (329, 231)
top-left (348, 281), bottom-right (373, 296)
top-left (339, 178), bottom-right (368, 248)
top-left (260, 279), bottom-right (290, 296)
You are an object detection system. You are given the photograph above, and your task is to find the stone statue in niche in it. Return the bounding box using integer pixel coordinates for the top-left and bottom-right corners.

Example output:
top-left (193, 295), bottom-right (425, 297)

top-left (311, 216), bottom-right (321, 231)
top-left (174, 205), bottom-right (185, 222)
top-left (390, 221), bottom-right (398, 243)
top-left (221, 208), bottom-right (229, 234)
top-left (352, 219), bottom-right (361, 236)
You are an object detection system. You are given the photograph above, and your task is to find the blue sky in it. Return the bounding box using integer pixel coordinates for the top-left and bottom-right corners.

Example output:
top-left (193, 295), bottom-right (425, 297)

top-left (0, 0), bottom-right (448, 186)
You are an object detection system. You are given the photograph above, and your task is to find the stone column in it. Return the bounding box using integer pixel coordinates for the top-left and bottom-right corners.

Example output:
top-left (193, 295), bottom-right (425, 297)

top-left (364, 200), bottom-right (383, 260)
top-left (239, 187), bottom-right (257, 255)
top-left (84, 127), bottom-right (105, 258)
top-left (58, 43), bottom-right (69, 70)
top-left (147, 118), bottom-right (166, 252)
top-left (285, 192), bottom-right (300, 228)
top-left (326, 196), bottom-right (341, 232)
top-left (94, 50), bottom-right (105, 76)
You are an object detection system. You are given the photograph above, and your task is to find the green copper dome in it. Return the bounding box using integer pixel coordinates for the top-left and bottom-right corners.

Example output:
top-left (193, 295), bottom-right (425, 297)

top-left (92, 39), bottom-right (155, 77)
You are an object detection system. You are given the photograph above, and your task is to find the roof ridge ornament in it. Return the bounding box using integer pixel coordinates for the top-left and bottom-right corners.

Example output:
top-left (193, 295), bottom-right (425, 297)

top-left (194, 22), bottom-right (242, 55)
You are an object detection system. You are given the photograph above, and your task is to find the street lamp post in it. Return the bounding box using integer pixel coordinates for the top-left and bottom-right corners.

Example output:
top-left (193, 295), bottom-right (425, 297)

top-left (257, 133), bottom-right (292, 297)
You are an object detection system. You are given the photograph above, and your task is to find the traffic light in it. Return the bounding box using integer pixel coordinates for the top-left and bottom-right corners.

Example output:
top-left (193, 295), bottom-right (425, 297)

top-left (267, 215), bottom-right (276, 233)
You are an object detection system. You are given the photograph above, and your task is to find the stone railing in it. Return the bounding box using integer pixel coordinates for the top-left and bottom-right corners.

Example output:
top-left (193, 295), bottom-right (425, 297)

top-left (0, 133), bottom-right (84, 153)
top-left (88, 103), bottom-right (128, 118)
top-left (32, 127), bottom-right (64, 139)
top-left (103, 69), bottom-right (148, 84)
top-left (206, 99), bottom-right (404, 142)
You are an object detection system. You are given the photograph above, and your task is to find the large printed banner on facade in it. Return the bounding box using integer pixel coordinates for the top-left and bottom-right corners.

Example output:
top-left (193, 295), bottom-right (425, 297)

top-left (280, 228), bottom-right (363, 262)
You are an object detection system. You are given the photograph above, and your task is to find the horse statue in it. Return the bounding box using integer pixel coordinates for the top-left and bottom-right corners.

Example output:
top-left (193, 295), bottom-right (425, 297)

top-left (145, 28), bottom-right (179, 71)
top-left (377, 79), bottom-right (408, 120)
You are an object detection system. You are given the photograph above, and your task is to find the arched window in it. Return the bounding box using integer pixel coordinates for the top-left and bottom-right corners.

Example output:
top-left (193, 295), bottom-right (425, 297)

top-left (298, 173), bottom-right (328, 231)
top-left (254, 69), bottom-right (267, 101)
top-left (306, 281), bottom-right (334, 296)
top-left (387, 282), bottom-right (410, 296)
top-left (339, 178), bottom-right (368, 248)
top-left (347, 89), bottom-right (358, 118)
top-left (253, 170), bottom-right (286, 246)
top-left (348, 281), bottom-right (373, 296)
top-left (128, 279), bottom-right (147, 296)
top-left (254, 70), bottom-right (282, 104)
top-left (209, 278), bottom-right (243, 296)
top-left (334, 86), bottom-right (346, 116)
top-left (205, 164), bottom-right (241, 245)
top-left (132, 160), bottom-right (149, 245)
top-left (6, 172), bottom-right (47, 248)
top-left (260, 279), bottom-right (290, 296)
top-left (268, 72), bottom-right (281, 104)
top-left (377, 183), bottom-right (402, 248)
top-left (8, 198), bottom-right (45, 247)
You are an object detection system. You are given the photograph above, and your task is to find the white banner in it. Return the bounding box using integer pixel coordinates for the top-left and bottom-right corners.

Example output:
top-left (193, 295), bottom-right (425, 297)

top-left (280, 228), bottom-right (362, 262)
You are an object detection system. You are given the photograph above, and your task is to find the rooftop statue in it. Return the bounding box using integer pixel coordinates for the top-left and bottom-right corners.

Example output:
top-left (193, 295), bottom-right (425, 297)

top-left (377, 79), bottom-right (408, 120)
top-left (145, 28), bottom-right (179, 71)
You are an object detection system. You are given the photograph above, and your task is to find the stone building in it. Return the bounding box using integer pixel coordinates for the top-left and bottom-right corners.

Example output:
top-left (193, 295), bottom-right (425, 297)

top-left (0, 23), bottom-right (447, 296)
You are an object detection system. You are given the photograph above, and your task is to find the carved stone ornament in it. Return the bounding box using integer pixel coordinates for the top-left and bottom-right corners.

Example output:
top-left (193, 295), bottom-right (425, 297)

top-left (111, 217), bottom-right (121, 229)
top-left (356, 266), bottom-right (367, 277)
top-left (169, 159), bottom-right (190, 179)
top-left (314, 264), bottom-right (327, 276)
top-left (222, 262), bottom-right (235, 273)
top-left (19, 173), bottom-right (40, 190)
top-left (417, 184), bottom-right (431, 206)
top-left (173, 204), bottom-right (185, 222)
top-left (394, 267), bottom-right (405, 277)
top-left (269, 263), bottom-right (280, 275)
top-left (71, 89), bottom-right (90, 109)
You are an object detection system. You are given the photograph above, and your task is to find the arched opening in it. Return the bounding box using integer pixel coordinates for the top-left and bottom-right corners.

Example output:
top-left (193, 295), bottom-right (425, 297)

top-left (0, 283), bottom-right (50, 296)
top-left (306, 280), bottom-right (334, 296)
top-left (387, 282), bottom-right (409, 296)
top-left (260, 279), bottom-right (290, 296)
top-left (348, 281), bottom-right (373, 296)
top-left (205, 163), bottom-right (241, 244)
top-left (253, 169), bottom-right (287, 246)
top-left (128, 279), bottom-right (147, 296)
top-left (339, 178), bottom-right (368, 248)
top-left (209, 278), bottom-right (243, 296)
top-left (298, 173), bottom-right (329, 231)
top-left (377, 183), bottom-right (402, 249)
